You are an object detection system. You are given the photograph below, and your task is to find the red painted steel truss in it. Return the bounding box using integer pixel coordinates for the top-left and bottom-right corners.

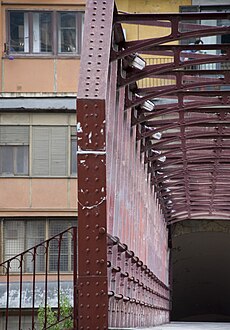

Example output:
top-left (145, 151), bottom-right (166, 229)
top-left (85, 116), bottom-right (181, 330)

top-left (77, 1), bottom-right (230, 328)
top-left (113, 11), bottom-right (230, 225)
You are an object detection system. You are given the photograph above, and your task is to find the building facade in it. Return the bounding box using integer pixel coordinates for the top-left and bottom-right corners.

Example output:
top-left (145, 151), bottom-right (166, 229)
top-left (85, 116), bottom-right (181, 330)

top-left (0, 0), bottom-right (84, 328)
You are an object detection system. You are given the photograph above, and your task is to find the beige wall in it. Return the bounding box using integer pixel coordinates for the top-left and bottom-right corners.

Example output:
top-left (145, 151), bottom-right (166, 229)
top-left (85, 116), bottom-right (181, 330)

top-left (0, 177), bottom-right (77, 216)
top-left (2, 58), bottom-right (81, 93)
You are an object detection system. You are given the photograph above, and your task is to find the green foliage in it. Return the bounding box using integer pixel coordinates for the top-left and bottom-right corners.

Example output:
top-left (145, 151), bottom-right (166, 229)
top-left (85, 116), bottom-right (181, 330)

top-left (38, 295), bottom-right (73, 330)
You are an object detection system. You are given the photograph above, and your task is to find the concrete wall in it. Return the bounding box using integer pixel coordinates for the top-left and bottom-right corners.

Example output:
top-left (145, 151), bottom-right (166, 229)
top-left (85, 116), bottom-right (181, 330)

top-left (171, 220), bottom-right (230, 321)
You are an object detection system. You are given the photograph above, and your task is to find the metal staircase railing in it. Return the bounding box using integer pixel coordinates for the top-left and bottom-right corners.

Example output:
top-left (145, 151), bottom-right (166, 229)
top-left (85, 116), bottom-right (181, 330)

top-left (0, 226), bottom-right (78, 330)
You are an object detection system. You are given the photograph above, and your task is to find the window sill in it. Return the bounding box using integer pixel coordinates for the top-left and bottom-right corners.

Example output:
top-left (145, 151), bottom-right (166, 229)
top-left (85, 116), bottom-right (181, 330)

top-left (0, 175), bottom-right (78, 178)
top-left (2, 54), bottom-right (81, 60)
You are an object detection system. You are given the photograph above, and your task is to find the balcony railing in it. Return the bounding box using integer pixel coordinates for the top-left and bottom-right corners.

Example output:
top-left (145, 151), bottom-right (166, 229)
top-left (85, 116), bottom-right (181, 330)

top-left (0, 227), bottom-right (78, 330)
top-left (138, 57), bottom-right (230, 89)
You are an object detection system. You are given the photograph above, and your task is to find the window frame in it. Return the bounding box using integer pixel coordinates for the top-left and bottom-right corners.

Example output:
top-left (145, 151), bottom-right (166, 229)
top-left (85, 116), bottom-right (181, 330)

top-left (6, 10), bottom-right (84, 57)
top-left (2, 218), bottom-right (76, 273)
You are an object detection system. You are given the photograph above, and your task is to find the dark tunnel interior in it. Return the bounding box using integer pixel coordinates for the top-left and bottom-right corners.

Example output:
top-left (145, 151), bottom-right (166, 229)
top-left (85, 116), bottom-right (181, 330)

top-left (171, 222), bottom-right (230, 322)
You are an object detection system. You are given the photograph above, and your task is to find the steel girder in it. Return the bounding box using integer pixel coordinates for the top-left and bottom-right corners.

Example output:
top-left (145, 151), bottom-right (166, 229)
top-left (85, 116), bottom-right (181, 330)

top-left (112, 10), bottom-right (230, 225)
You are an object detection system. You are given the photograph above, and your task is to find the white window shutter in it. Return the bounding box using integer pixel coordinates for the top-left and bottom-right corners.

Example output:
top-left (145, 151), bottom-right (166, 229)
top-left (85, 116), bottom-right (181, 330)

top-left (32, 127), bottom-right (49, 175)
top-left (0, 126), bottom-right (29, 144)
top-left (32, 126), bottom-right (67, 176)
top-left (50, 127), bottom-right (68, 176)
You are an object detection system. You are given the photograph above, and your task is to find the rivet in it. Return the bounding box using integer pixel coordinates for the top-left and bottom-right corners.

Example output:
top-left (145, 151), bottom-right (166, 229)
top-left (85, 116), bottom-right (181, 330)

top-left (95, 142), bottom-right (99, 147)
top-left (103, 314), bottom-right (106, 318)
top-left (96, 315), bottom-right (100, 319)
top-left (95, 177), bottom-right (99, 182)
top-left (86, 271), bottom-right (90, 275)
top-left (95, 165), bottom-right (99, 170)
top-left (86, 224), bottom-right (90, 229)
top-left (95, 113), bottom-right (98, 117)
top-left (86, 260), bottom-right (90, 264)
top-left (87, 316), bottom-right (90, 319)
top-left (84, 105), bottom-right (88, 109)
top-left (87, 293), bottom-right (90, 297)
top-left (80, 326), bottom-right (84, 330)
top-left (96, 327), bottom-right (99, 330)
top-left (96, 304), bottom-right (99, 308)
top-left (80, 293), bottom-right (83, 297)
top-left (96, 281), bottom-right (99, 286)
top-left (96, 236), bottom-right (99, 240)
top-left (96, 259), bottom-right (99, 264)
top-left (85, 189), bottom-right (89, 193)
top-left (85, 124), bottom-right (88, 128)
top-left (80, 315), bottom-right (83, 319)
top-left (96, 293), bottom-right (99, 296)
top-left (95, 133), bottom-right (98, 137)
top-left (95, 124), bottom-right (98, 128)
top-left (95, 212), bottom-right (99, 217)
top-left (95, 104), bottom-right (98, 108)
top-left (100, 259), bottom-right (105, 264)
top-left (103, 281), bottom-right (106, 285)
top-left (85, 178), bottom-right (89, 182)
top-left (86, 236), bottom-right (90, 240)
top-left (87, 327), bottom-right (90, 330)
top-left (85, 166), bottom-right (89, 170)
top-left (85, 212), bottom-right (90, 217)
top-left (96, 248), bottom-right (100, 252)
top-left (87, 304), bottom-right (90, 308)
top-left (85, 201), bottom-right (89, 205)
top-left (86, 281), bottom-right (90, 286)
top-left (80, 304), bottom-right (83, 307)
top-left (85, 114), bottom-right (88, 118)
top-left (102, 304), bottom-right (106, 307)
top-left (95, 188), bottom-right (99, 193)
top-left (99, 227), bottom-right (106, 234)
top-left (95, 224), bottom-right (99, 228)
top-left (85, 143), bottom-right (89, 147)
top-left (80, 283), bottom-right (84, 286)
top-left (86, 248), bottom-right (90, 252)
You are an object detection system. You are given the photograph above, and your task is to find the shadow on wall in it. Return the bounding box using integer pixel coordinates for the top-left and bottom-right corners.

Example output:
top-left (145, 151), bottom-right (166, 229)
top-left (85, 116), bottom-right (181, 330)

top-left (171, 220), bottom-right (230, 322)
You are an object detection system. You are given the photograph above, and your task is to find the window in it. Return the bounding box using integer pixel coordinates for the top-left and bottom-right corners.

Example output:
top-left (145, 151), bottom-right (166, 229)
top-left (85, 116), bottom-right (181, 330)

top-left (0, 125), bottom-right (76, 177)
top-left (8, 11), bottom-right (84, 55)
top-left (0, 126), bottom-right (29, 176)
top-left (3, 218), bottom-right (76, 273)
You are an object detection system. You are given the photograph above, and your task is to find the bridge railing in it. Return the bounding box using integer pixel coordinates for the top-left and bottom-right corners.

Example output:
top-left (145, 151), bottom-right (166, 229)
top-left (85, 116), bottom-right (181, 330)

top-left (107, 234), bottom-right (170, 328)
top-left (0, 226), bottom-right (78, 330)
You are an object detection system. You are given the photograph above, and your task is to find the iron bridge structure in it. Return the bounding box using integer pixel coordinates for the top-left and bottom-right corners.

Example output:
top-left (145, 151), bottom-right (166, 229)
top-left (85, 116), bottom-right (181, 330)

top-left (1, 0), bottom-right (230, 329)
top-left (77, 1), bottom-right (230, 329)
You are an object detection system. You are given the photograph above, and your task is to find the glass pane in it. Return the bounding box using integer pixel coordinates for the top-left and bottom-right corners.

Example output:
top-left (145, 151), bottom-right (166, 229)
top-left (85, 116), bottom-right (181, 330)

top-left (16, 146), bottom-right (29, 175)
top-left (49, 220), bottom-right (72, 272)
top-left (33, 12), bottom-right (52, 53)
top-left (58, 13), bottom-right (76, 53)
top-left (25, 221), bottom-right (45, 272)
top-left (71, 138), bottom-right (77, 175)
top-left (4, 221), bottom-right (25, 271)
top-left (10, 12), bottom-right (29, 52)
top-left (0, 146), bottom-right (13, 174)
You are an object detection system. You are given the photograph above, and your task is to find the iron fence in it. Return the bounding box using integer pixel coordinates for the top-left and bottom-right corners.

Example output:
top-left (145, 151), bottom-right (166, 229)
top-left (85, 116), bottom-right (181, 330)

top-left (0, 226), bottom-right (78, 330)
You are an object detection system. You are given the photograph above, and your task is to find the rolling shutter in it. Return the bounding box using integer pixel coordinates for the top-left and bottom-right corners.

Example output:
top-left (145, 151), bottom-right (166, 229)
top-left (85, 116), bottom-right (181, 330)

top-left (0, 126), bottom-right (29, 144)
top-left (32, 126), bottom-right (68, 176)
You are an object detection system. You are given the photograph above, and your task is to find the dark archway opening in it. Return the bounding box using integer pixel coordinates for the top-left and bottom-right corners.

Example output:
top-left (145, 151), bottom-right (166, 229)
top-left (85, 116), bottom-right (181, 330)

top-left (171, 221), bottom-right (230, 322)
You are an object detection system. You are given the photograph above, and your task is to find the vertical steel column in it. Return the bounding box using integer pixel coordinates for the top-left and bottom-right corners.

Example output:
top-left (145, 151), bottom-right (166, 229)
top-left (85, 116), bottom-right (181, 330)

top-left (77, 1), bottom-right (115, 329)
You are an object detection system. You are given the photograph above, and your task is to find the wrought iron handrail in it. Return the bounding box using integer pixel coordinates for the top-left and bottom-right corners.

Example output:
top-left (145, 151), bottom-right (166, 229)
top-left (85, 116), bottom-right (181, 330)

top-left (0, 226), bottom-right (78, 330)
